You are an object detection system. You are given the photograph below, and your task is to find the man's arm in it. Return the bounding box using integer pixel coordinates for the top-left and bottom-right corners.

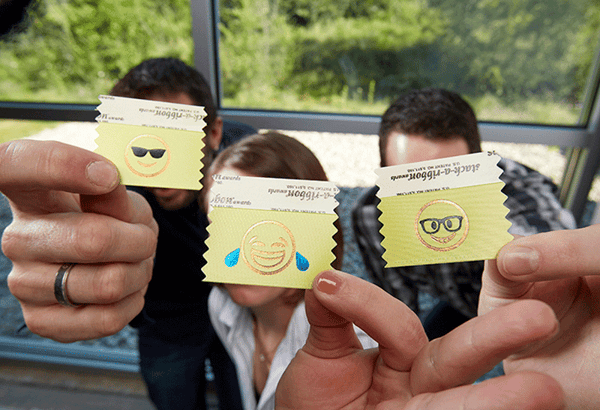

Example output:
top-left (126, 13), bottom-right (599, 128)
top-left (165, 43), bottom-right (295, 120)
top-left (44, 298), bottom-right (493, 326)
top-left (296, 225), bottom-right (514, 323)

top-left (499, 158), bottom-right (576, 235)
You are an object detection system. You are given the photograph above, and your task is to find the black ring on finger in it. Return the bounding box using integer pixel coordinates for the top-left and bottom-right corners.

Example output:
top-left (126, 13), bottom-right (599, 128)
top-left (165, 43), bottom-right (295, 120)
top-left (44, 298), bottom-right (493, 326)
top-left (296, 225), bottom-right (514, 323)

top-left (54, 263), bottom-right (83, 308)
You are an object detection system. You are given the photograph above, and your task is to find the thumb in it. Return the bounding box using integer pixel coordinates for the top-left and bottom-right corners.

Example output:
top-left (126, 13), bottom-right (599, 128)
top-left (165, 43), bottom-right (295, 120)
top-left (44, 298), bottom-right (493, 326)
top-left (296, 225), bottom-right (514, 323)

top-left (0, 140), bottom-right (120, 215)
top-left (479, 258), bottom-right (531, 315)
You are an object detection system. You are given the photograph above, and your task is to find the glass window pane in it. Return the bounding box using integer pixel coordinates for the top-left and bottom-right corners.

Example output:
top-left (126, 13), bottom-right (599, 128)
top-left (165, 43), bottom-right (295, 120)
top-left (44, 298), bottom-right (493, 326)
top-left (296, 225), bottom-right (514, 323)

top-left (481, 142), bottom-right (567, 187)
top-left (218, 0), bottom-right (600, 126)
top-left (0, 0), bottom-right (193, 104)
top-left (585, 177), bottom-right (600, 225)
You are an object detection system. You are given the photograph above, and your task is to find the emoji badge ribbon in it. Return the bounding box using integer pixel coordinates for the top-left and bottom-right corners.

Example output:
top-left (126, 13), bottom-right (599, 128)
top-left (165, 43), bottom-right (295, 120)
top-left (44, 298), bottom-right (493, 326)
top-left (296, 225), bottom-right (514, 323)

top-left (94, 95), bottom-right (207, 189)
top-left (224, 220), bottom-right (310, 274)
top-left (204, 175), bottom-right (339, 289)
top-left (125, 135), bottom-right (171, 177)
top-left (376, 152), bottom-right (512, 267)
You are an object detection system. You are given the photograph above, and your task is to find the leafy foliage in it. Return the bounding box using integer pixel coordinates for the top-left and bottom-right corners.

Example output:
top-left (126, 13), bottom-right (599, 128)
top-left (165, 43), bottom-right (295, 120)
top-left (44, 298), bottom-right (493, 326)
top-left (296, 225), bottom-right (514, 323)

top-left (570, 0), bottom-right (600, 100)
top-left (0, 0), bottom-right (193, 102)
top-left (0, 0), bottom-right (597, 124)
top-left (429, 0), bottom-right (588, 102)
top-left (217, 0), bottom-right (596, 123)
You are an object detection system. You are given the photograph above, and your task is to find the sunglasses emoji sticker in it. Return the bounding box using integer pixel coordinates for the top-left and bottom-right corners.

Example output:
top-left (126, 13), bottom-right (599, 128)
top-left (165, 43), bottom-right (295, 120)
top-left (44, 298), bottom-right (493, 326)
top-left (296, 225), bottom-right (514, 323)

top-left (225, 220), bottom-right (309, 275)
top-left (415, 199), bottom-right (469, 252)
top-left (125, 134), bottom-right (171, 178)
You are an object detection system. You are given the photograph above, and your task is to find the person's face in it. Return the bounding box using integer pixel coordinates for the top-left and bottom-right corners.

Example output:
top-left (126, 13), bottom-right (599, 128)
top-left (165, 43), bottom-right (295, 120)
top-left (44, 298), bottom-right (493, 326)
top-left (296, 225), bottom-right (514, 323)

top-left (205, 166), bottom-right (298, 308)
top-left (384, 131), bottom-right (470, 166)
top-left (145, 92), bottom-right (223, 210)
top-left (222, 283), bottom-right (293, 308)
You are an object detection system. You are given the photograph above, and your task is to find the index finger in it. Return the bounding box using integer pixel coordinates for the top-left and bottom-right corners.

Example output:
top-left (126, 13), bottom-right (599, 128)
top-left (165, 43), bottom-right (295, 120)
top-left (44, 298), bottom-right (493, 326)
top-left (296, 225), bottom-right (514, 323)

top-left (497, 224), bottom-right (600, 281)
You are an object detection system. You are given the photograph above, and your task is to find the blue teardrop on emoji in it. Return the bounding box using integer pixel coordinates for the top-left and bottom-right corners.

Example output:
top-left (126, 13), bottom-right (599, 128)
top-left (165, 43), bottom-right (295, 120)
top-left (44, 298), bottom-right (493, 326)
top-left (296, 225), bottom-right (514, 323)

top-left (225, 248), bottom-right (240, 267)
top-left (296, 252), bottom-right (309, 271)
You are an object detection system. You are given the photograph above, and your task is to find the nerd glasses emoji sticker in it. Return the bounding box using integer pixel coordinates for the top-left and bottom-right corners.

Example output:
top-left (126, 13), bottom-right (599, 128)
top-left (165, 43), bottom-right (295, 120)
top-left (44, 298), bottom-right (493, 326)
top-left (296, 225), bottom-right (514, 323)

top-left (125, 134), bottom-right (171, 177)
top-left (225, 220), bottom-right (309, 275)
top-left (415, 199), bottom-right (469, 252)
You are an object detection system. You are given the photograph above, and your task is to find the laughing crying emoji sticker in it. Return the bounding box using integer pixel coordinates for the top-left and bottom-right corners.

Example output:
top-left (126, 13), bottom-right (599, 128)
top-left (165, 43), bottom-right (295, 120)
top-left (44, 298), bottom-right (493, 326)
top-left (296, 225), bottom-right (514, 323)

top-left (204, 175), bottom-right (339, 288)
top-left (224, 220), bottom-right (310, 274)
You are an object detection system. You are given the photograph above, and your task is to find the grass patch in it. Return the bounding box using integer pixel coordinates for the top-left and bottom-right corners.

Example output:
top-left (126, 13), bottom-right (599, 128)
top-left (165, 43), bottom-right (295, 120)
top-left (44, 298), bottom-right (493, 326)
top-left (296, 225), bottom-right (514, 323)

top-left (473, 94), bottom-right (579, 125)
top-left (224, 88), bottom-right (580, 125)
top-left (222, 86), bottom-right (391, 116)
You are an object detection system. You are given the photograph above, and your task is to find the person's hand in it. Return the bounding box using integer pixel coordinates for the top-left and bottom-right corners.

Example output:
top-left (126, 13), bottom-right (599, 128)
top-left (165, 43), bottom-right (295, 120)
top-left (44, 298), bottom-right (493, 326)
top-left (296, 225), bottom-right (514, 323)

top-left (479, 225), bottom-right (600, 409)
top-left (0, 140), bottom-right (158, 342)
top-left (276, 270), bottom-right (564, 410)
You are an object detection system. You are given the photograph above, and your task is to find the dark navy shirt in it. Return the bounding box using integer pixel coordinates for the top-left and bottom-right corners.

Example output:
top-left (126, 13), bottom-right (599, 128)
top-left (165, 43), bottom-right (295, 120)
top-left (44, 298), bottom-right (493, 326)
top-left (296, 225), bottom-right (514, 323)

top-left (128, 187), bottom-right (214, 345)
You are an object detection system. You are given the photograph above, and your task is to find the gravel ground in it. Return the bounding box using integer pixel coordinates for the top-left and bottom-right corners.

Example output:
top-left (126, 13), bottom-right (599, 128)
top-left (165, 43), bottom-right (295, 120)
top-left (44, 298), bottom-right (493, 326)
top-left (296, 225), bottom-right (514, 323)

top-left (24, 122), bottom-right (583, 193)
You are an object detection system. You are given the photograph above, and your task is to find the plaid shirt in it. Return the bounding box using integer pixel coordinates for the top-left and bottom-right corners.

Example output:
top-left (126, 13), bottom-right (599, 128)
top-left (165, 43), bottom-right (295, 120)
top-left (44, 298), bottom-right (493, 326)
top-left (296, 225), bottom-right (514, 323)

top-left (351, 158), bottom-right (576, 318)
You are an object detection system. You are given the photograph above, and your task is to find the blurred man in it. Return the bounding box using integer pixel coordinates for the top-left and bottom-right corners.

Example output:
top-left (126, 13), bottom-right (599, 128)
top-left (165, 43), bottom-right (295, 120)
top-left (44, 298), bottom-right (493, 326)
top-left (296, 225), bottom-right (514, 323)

top-left (352, 88), bottom-right (576, 338)
top-left (109, 58), bottom-right (248, 410)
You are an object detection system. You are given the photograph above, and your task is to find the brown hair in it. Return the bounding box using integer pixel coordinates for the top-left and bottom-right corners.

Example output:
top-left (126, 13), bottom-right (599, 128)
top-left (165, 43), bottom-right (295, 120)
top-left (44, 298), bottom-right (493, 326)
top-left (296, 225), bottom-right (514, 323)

top-left (379, 88), bottom-right (482, 167)
top-left (110, 58), bottom-right (218, 188)
top-left (110, 58), bottom-right (217, 131)
top-left (207, 132), bottom-right (343, 304)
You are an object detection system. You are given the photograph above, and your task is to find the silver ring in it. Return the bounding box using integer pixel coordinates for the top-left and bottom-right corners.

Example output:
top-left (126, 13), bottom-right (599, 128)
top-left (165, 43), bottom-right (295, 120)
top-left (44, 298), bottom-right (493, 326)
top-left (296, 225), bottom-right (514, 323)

top-left (54, 263), bottom-right (82, 307)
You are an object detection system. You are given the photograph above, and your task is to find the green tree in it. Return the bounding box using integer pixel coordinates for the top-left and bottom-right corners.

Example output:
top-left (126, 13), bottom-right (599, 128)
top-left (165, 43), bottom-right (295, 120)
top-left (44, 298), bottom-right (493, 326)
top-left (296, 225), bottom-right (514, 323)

top-left (219, 0), bottom-right (446, 102)
top-left (219, 0), bottom-right (293, 100)
top-left (430, 0), bottom-right (588, 102)
top-left (0, 0), bottom-right (192, 102)
top-left (570, 0), bottom-right (600, 105)
top-left (286, 3), bottom-right (446, 100)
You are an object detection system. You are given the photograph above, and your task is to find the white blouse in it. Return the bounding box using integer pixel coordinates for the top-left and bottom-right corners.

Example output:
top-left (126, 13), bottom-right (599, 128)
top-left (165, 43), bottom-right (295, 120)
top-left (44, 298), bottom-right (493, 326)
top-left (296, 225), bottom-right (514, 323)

top-left (208, 286), bottom-right (377, 410)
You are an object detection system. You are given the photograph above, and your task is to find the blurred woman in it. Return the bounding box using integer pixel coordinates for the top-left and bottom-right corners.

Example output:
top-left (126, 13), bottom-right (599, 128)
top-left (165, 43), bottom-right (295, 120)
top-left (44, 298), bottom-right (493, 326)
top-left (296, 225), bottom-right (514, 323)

top-left (203, 132), bottom-right (377, 410)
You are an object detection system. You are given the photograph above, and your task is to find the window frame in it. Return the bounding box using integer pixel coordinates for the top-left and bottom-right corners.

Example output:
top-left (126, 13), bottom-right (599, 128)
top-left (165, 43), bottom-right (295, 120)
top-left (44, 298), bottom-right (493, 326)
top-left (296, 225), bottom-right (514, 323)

top-left (1, 0), bottom-right (600, 223)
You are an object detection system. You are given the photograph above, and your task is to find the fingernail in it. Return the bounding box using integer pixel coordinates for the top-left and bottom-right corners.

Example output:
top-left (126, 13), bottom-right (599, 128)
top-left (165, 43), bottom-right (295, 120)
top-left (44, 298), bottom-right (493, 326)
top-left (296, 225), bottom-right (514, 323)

top-left (502, 246), bottom-right (540, 276)
top-left (315, 271), bottom-right (340, 295)
top-left (86, 161), bottom-right (118, 189)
